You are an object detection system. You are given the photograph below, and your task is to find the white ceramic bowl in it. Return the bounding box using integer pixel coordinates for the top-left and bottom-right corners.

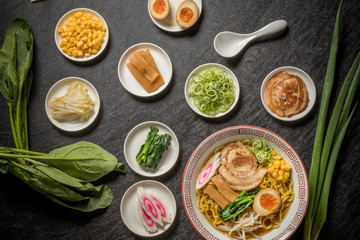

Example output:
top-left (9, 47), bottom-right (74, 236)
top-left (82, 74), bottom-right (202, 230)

top-left (54, 8), bottom-right (109, 62)
top-left (147, 0), bottom-right (202, 32)
top-left (124, 121), bottom-right (179, 177)
top-left (261, 66), bottom-right (316, 121)
top-left (182, 125), bottom-right (309, 240)
top-left (120, 180), bottom-right (177, 237)
top-left (45, 77), bottom-right (100, 132)
top-left (184, 63), bottom-right (240, 118)
top-left (118, 43), bottom-right (173, 98)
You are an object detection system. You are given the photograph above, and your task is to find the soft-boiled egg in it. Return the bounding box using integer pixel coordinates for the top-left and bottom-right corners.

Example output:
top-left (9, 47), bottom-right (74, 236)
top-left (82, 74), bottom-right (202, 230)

top-left (253, 188), bottom-right (281, 216)
top-left (149, 0), bottom-right (170, 20)
top-left (176, 0), bottom-right (199, 28)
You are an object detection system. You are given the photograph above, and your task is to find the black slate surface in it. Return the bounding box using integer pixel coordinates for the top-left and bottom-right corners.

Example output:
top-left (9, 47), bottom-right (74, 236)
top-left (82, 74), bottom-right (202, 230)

top-left (1, 0), bottom-right (360, 239)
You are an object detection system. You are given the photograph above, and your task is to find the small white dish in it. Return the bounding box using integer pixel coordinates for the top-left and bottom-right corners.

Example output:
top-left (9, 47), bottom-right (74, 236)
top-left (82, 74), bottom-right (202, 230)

top-left (118, 43), bottom-right (173, 98)
top-left (124, 121), bottom-right (179, 177)
top-left (148, 0), bottom-right (202, 32)
top-left (54, 8), bottom-right (109, 62)
top-left (260, 66), bottom-right (316, 121)
top-left (184, 63), bottom-right (240, 118)
top-left (120, 180), bottom-right (176, 237)
top-left (45, 77), bottom-right (100, 132)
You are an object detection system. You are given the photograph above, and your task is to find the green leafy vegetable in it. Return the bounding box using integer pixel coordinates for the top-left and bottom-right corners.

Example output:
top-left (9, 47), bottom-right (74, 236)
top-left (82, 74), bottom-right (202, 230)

top-left (304, 0), bottom-right (360, 238)
top-left (188, 67), bottom-right (235, 116)
top-left (0, 18), bottom-right (33, 150)
top-left (219, 188), bottom-right (258, 221)
top-left (0, 142), bottom-right (126, 212)
top-left (136, 127), bottom-right (172, 169)
top-left (46, 141), bottom-right (126, 181)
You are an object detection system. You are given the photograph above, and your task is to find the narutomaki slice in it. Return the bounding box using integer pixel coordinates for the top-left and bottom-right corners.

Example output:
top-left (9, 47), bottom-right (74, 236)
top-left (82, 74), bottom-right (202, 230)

top-left (196, 152), bottom-right (220, 189)
top-left (136, 198), bottom-right (158, 232)
top-left (150, 191), bottom-right (172, 224)
top-left (137, 187), bottom-right (163, 226)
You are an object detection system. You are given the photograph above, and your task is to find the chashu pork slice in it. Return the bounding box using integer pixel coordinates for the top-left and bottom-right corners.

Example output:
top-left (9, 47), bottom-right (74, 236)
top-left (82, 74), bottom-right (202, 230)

top-left (219, 141), bottom-right (268, 191)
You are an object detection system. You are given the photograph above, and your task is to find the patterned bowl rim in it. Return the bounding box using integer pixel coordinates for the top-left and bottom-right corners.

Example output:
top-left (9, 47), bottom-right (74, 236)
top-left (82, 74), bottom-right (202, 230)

top-left (181, 125), bottom-right (309, 240)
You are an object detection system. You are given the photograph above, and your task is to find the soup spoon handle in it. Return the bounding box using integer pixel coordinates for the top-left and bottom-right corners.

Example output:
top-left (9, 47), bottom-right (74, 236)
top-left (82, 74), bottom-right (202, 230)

top-left (250, 20), bottom-right (288, 39)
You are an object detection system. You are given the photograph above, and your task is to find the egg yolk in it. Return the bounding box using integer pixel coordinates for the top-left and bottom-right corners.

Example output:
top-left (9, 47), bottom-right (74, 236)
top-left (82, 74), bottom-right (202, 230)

top-left (180, 8), bottom-right (194, 23)
top-left (153, 0), bottom-right (167, 15)
top-left (260, 193), bottom-right (278, 210)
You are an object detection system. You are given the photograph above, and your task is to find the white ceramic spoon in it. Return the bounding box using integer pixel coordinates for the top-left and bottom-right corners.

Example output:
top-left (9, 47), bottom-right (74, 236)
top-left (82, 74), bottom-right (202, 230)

top-left (214, 20), bottom-right (288, 58)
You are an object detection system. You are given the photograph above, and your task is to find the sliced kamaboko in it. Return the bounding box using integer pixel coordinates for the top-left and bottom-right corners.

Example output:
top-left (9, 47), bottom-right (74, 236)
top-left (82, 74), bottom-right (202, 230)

top-left (196, 152), bottom-right (221, 189)
top-left (136, 198), bottom-right (157, 232)
top-left (149, 191), bottom-right (172, 224)
top-left (137, 187), bottom-right (163, 226)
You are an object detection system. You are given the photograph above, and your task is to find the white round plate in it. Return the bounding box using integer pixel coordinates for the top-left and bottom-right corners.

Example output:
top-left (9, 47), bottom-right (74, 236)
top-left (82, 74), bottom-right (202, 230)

top-left (118, 43), bottom-right (173, 98)
top-left (45, 77), bottom-right (100, 132)
top-left (124, 121), bottom-right (179, 177)
top-left (182, 125), bottom-right (309, 240)
top-left (261, 66), bottom-right (316, 121)
top-left (54, 8), bottom-right (109, 62)
top-left (120, 180), bottom-right (177, 237)
top-left (184, 63), bottom-right (240, 118)
top-left (148, 0), bottom-right (202, 32)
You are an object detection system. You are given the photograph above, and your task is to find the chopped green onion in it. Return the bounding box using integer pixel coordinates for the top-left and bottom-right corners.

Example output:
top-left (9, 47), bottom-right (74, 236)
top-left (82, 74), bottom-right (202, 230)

top-left (188, 67), bottom-right (236, 116)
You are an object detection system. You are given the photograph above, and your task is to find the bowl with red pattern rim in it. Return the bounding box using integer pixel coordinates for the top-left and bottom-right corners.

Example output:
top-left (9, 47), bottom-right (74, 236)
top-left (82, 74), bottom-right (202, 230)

top-left (182, 125), bottom-right (309, 239)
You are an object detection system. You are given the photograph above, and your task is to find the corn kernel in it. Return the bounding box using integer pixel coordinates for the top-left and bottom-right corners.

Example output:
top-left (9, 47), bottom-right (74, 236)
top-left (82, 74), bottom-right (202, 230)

top-left (91, 49), bottom-right (98, 54)
top-left (277, 176), bottom-right (283, 181)
top-left (76, 41), bottom-right (84, 48)
top-left (278, 170), bottom-right (284, 176)
top-left (75, 12), bottom-right (83, 18)
top-left (284, 172), bottom-right (290, 179)
top-left (85, 53), bottom-right (91, 57)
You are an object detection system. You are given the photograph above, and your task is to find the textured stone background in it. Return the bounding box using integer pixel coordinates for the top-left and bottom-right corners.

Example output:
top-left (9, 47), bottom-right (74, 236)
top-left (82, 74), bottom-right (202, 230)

top-left (0, 0), bottom-right (360, 239)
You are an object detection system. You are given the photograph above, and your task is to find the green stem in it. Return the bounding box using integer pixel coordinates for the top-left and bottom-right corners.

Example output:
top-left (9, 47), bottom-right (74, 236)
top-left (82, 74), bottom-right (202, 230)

top-left (23, 94), bottom-right (29, 150)
top-left (8, 103), bottom-right (20, 149)
top-left (0, 147), bottom-right (45, 156)
top-left (311, 103), bottom-right (357, 239)
top-left (313, 52), bottom-right (360, 216)
top-left (0, 153), bottom-right (104, 161)
top-left (304, 1), bottom-right (343, 238)
top-left (15, 86), bottom-right (24, 150)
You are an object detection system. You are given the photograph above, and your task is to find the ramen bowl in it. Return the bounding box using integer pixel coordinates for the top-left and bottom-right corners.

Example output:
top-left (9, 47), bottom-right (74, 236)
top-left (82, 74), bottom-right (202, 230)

top-left (182, 125), bottom-right (308, 239)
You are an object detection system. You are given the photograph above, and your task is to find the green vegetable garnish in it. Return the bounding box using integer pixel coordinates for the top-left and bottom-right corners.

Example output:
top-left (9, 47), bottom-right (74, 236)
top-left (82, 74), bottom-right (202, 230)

top-left (219, 188), bottom-right (258, 221)
top-left (0, 18), bottom-right (33, 150)
top-left (188, 67), bottom-right (235, 116)
top-left (304, 0), bottom-right (360, 238)
top-left (246, 138), bottom-right (272, 166)
top-left (0, 142), bottom-right (126, 212)
top-left (136, 127), bottom-right (172, 169)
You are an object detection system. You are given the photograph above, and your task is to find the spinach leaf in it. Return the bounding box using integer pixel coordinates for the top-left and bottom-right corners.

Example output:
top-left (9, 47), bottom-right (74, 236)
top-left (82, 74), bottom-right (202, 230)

top-left (0, 18), bottom-right (33, 150)
top-left (0, 31), bottom-right (18, 101)
top-left (46, 184), bottom-right (113, 212)
top-left (35, 165), bottom-right (84, 188)
top-left (46, 141), bottom-right (125, 181)
top-left (143, 133), bottom-right (171, 169)
top-left (8, 159), bottom-right (89, 202)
